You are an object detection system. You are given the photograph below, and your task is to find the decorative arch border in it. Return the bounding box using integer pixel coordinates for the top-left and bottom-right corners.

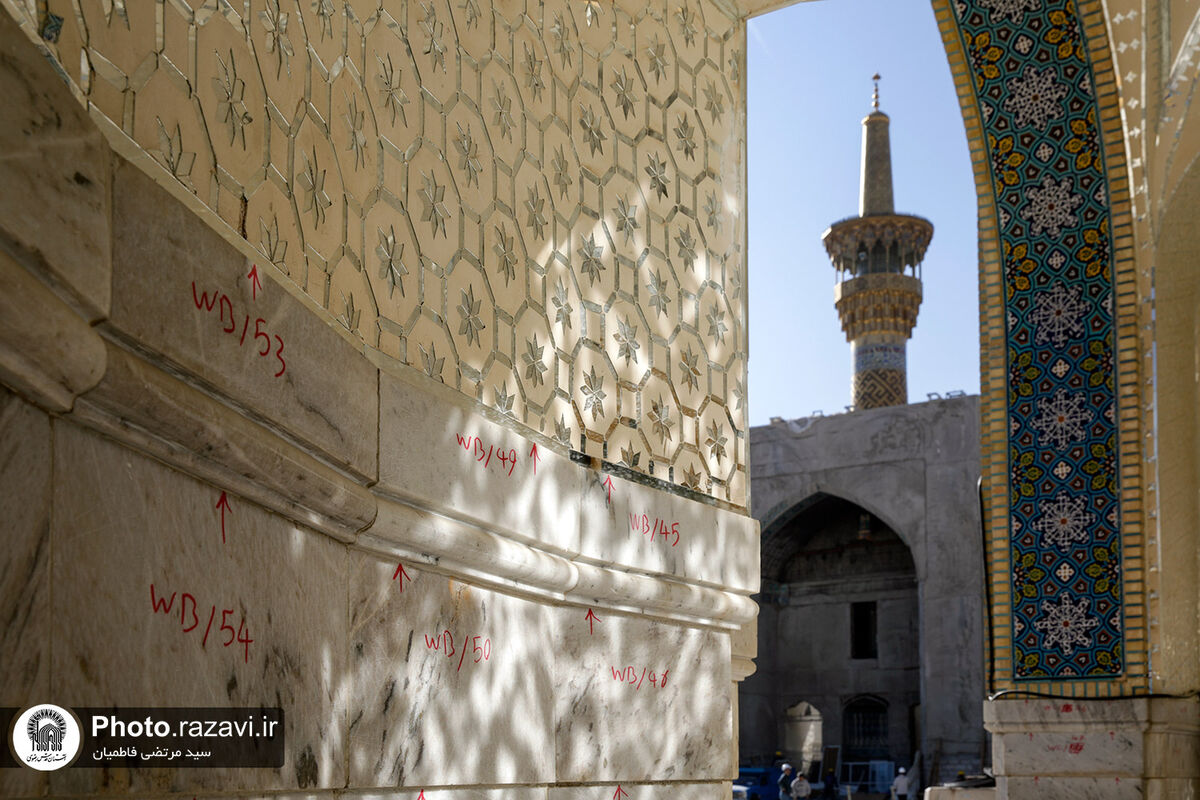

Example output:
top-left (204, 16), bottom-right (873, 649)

top-left (933, 0), bottom-right (1146, 692)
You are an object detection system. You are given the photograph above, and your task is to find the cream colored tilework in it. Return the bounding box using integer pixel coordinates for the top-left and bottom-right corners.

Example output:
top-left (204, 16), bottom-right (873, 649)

top-left (9, 0), bottom-right (748, 507)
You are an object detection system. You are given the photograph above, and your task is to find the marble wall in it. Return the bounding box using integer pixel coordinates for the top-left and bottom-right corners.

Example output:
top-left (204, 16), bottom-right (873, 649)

top-left (0, 400), bottom-right (746, 797)
top-left (0, 0), bottom-right (749, 507)
top-left (0, 5), bottom-right (759, 795)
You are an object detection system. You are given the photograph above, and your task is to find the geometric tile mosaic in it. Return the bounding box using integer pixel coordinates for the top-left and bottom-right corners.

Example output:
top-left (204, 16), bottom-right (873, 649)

top-left (8, 0), bottom-right (747, 506)
top-left (952, 0), bottom-right (1123, 679)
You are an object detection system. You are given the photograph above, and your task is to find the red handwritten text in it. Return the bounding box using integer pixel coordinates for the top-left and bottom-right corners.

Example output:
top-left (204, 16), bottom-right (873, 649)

top-left (424, 629), bottom-right (492, 672)
top-left (151, 584), bottom-right (254, 663)
top-left (628, 512), bottom-right (681, 547)
top-left (1045, 735), bottom-right (1086, 755)
top-left (191, 282), bottom-right (286, 378)
top-left (610, 665), bottom-right (670, 691)
top-left (215, 491), bottom-right (232, 544)
top-left (247, 264), bottom-right (263, 300)
top-left (454, 433), bottom-right (535, 478)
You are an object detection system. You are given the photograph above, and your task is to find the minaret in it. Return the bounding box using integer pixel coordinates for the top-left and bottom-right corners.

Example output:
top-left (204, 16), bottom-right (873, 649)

top-left (821, 75), bottom-right (932, 410)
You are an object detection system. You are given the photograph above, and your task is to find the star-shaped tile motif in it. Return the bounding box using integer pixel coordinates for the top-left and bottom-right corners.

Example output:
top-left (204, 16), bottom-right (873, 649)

top-left (704, 191), bottom-right (723, 232)
top-left (493, 83), bottom-right (515, 140)
top-left (706, 304), bottom-right (727, 345)
top-left (645, 153), bottom-right (669, 200)
top-left (614, 196), bottom-right (639, 243)
top-left (620, 445), bottom-right (641, 468)
top-left (344, 95), bottom-right (368, 170)
top-left (420, 2), bottom-right (447, 72)
top-left (581, 366), bottom-right (607, 421)
top-left (524, 43), bottom-right (545, 100)
top-left (455, 123), bottom-right (481, 187)
top-left (419, 342), bottom-right (444, 381)
top-left (613, 316), bottom-right (640, 365)
top-left (580, 104), bottom-right (606, 155)
top-left (704, 81), bottom-right (724, 122)
top-left (675, 225), bottom-right (697, 271)
top-left (554, 414), bottom-right (572, 447)
top-left (551, 12), bottom-right (573, 66)
top-left (298, 147), bottom-right (330, 227)
top-left (680, 463), bottom-right (702, 490)
top-left (646, 35), bottom-right (669, 83)
top-left (679, 343), bottom-right (701, 391)
top-left (421, 172), bottom-right (449, 238)
top-left (523, 334), bottom-right (548, 386)
top-left (457, 285), bottom-right (486, 346)
top-left (676, 3), bottom-right (698, 46)
top-left (376, 225), bottom-right (409, 298)
top-left (337, 292), bottom-right (361, 334)
top-left (705, 419), bottom-right (727, 464)
top-left (649, 396), bottom-right (674, 443)
top-left (552, 145), bottom-right (574, 199)
top-left (526, 185), bottom-right (548, 240)
top-left (674, 114), bottom-right (697, 161)
top-left (376, 53), bottom-right (410, 127)
top-left (494, 224), bottom-right (518, 285)
top-left (647, 268), bottom-right (671, 318)
top-left (494, 382), bottom-right (515, 415)
top-left (553, 277), bottom-right (574, 329)
top-left (579, 233), bottom-right (605, 285)
top-left (611, 66), bottom-right (638, 119)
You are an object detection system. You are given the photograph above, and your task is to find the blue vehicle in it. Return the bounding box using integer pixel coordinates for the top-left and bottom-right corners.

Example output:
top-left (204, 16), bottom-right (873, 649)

top-left (736, 766), bottom-right (785, 800)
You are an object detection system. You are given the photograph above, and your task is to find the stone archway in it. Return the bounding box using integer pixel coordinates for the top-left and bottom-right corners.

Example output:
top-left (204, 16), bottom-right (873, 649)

top-left (748, 398), bottom-right (984, 781)
top-left (743, 482), bottom-right (923, 770)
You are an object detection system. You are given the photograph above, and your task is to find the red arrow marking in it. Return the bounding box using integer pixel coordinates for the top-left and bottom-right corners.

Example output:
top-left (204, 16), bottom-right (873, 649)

top-left (215, 491), bottom-right (232, 544)
top-left (529, 443), bottom-right (540, 474)
top-left (585, 608), bottom-right (600, 635)
top-left (417, 793), bottom-right (426, 800)
top-left (247, 264), bottom-right (262, 300)
top-left (602, 474), bottom-right (614, 505)
top-left (392, 562), bottom-right (411, 589)
top-left (613, 786), bottom-right (628, 800)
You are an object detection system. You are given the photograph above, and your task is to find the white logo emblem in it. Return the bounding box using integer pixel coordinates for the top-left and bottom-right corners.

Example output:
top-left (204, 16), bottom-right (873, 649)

top-left (12, 704), bottom-right (81, 770)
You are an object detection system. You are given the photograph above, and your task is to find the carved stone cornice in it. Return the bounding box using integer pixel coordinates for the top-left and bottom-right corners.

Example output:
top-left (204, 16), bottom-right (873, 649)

top-left (833, 273), bottom-right (923, 341)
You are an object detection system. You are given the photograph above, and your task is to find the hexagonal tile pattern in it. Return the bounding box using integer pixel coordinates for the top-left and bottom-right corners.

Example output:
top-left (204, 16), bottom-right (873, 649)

top-left (9, 0), bottom-right (748, 506)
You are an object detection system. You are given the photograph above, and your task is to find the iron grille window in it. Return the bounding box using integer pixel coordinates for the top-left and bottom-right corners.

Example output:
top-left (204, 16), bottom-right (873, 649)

top-left (843, 696), bottom-right (889, 760)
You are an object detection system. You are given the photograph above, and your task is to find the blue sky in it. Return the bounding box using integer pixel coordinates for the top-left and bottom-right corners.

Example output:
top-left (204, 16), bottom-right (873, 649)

top-left (746, 0), bottom-right (981, 425)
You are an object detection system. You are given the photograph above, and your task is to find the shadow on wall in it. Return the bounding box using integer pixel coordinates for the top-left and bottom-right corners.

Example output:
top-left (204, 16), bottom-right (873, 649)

top-left (0, 0), bottom-right (748, 793)
top-left (1, 376), bottom-right (737, 795)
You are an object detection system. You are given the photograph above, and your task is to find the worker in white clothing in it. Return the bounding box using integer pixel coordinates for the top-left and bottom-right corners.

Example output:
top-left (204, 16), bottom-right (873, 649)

top-left (891, 767), bottom-right (909, 800)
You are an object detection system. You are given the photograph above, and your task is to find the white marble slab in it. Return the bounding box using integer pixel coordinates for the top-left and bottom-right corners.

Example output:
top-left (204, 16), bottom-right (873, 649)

top-left (553, 606), bottom-right (732, 783)
top-left (0, 393), bottom-right (52, 798)
top-left (46, 422), bottom-right (349, 795)
top-left (377, 370), bottom-right (583, 558)
top-left (107, 164), bottom-right (378, 480)
top-left (346, 552), bottom-right (557, 788)
top-left (0, 13), bottom-right (111, 321)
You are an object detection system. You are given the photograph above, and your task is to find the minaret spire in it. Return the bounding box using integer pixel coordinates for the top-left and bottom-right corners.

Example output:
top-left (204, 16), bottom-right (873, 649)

top-left (820, 78), bottom-right (933, 411)
top-left (860, 75), bottom-right (895, 217)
